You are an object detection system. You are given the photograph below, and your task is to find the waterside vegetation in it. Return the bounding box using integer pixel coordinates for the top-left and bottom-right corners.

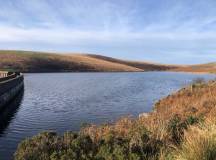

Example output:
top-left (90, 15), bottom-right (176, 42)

top-left (15, 79), bottom-right (216, 160)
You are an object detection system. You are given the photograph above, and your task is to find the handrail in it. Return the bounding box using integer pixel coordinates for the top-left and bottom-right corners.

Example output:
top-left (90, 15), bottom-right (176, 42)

top-left (0, 73), bottom-right (24, 96)
top-left (0, 72), bottom-right (24, 110)
top-left (0, 71), bottom-right (8, 78)
top-left (0, 73), bottom-right (17, 82)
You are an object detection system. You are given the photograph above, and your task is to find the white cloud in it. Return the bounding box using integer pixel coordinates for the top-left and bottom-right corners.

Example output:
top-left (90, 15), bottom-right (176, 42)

top-left (0, 0), bottom-right (216, 63)
top-left (0, 25), bottom-right (216, 43)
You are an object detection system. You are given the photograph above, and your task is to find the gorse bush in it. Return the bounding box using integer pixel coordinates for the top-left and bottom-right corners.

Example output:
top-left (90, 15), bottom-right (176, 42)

top-left (14, 130), bottom-right (163, 160)
top-left (167, 115), bottom-right (200, 144)
top-left (15, 122), bottom-right (166, 160)
top-left (15, 132), bottom-right (95, 160)
top-left (15, 116), bottom-right (199, 160)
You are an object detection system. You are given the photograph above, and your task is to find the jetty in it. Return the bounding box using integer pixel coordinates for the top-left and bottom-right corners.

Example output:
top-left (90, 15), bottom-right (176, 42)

top-left (0, 71), bottom-right (24, 110)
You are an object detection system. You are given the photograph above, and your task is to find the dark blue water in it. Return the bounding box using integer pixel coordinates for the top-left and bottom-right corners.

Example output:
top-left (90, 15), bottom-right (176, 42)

top-left (0, 72), bottom-right (215, 159)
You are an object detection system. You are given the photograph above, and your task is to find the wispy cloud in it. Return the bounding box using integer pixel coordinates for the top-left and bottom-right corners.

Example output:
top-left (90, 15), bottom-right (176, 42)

top-left (0, 0), bottom-right (215, 64)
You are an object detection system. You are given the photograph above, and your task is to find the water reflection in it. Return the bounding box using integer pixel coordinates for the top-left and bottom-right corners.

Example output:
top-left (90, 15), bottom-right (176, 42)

top-left (0, 89), bottom-right (24, 136)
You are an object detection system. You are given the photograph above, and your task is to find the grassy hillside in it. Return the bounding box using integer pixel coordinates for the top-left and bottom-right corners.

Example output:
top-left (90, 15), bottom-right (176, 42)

top-left (173, 63), bottom-right (216, 74)
top-left (15, 79), bottom-right (216, 160)
top-left (0, 50), bottom-right (144, 72)
top-left (0, 50), bottom-right (215, 73)
top-left (86, 54), bottom-right (175, 71)
top-left (0, 50), bottom-right (176, 73)
top-left (85, 55), bottom-right (216, 73)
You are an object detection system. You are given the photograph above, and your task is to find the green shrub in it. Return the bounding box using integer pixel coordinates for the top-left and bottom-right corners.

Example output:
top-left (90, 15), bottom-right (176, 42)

top-left (168, 115), bottom-right (200, 144)
top-left (192, 78), bottom-right (205, 84)
top-left (15, 130), bottom-right (165, 160)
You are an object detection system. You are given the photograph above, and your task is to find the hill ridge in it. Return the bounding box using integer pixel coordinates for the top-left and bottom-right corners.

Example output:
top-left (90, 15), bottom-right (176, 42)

top-left (0, 50), bottom-right (215, 73)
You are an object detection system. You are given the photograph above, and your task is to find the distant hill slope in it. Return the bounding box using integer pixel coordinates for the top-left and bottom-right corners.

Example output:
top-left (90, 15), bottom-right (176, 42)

top-left (0, 50), bottom-right (215, 73)
top-left (173, 63), bottom-right (216, 73)
top-left (85, 54), bottom-right (175, 71)
top-left (0, 50), bottom-right (144, 72)
top-left (0, 50), bottom-right (173, 73)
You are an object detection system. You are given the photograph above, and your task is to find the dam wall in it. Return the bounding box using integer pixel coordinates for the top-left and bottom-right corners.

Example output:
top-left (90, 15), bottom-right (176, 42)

top-left (0, 72), bottom-right (24, 110)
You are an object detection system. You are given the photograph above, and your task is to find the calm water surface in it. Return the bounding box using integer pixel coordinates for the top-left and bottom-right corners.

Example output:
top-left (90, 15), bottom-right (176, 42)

top-left (0, 72), bottom-right (215, 159)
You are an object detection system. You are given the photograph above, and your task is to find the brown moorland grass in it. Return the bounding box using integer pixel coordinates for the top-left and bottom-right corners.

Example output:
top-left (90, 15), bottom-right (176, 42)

top-left (85, 54), bottom-right (176, 71)
top-left (1, 50), bottom-right (216, 73)
top-left (173, 123), bottom-right (216, 160)
top-left (0, 50), bottom-right (175, 73)
top-left (80, 79), bottom-right (216, 159)
top-left (65, 54), bottom-right (144, 72)
top-left (173, 63), bottom-right (216, 74)
top-left (86, 54), bottom-right (216, 73)
top-left (149, 79), bottom-right (216, 122)
top-left (15, 79), bottom-right (216, 160)
top-left (82, 79), bottom-right (216, 141)
top-left (0, 50), bottom-right (143, 72)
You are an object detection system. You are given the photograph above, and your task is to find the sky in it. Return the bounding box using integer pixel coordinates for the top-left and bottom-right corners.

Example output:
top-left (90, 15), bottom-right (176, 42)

top-left (0, 0), bottom-right (216, 64)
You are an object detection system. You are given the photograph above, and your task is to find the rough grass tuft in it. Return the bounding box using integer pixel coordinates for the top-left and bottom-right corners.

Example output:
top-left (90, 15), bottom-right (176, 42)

top-left (173, 123), bottom-right (216, 160)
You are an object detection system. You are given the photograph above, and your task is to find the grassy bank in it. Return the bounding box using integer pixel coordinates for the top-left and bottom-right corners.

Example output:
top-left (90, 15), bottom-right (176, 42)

top-left (14, 79), bottom-right (216, 160)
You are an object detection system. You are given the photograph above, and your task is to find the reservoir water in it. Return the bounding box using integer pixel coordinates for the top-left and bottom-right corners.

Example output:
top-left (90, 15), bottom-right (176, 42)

top-left (0, 72), bottom-right (215, 159)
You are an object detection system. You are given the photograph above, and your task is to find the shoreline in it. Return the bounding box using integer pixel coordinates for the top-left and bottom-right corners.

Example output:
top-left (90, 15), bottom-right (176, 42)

top-left (14, 78), bottom-right (216, 159)
top-left (17, 70), bottom-right (216, 75)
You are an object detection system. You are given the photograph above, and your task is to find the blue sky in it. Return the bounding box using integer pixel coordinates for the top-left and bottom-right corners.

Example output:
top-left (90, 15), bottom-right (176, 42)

top-left (0, 0), bottom-right (216, 64)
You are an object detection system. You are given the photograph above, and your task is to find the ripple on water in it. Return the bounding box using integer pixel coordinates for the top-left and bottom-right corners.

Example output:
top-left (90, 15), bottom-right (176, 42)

top-left (0, 72), bottom-right (216, 160)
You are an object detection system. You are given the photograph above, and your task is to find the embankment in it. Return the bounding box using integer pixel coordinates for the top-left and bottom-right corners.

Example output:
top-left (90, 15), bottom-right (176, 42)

top-left (0, 72), bottom-right (24, 110)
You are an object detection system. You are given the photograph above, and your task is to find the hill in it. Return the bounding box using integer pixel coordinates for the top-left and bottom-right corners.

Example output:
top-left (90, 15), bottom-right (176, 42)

top-left (0, 50), bottom-right (215, 73)
top-left (0, 50), bottom-right (174, 73)
top-left (85, 54), bottom-right (175, 71)
top-left (174, 63), bottom-right (216, 73)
